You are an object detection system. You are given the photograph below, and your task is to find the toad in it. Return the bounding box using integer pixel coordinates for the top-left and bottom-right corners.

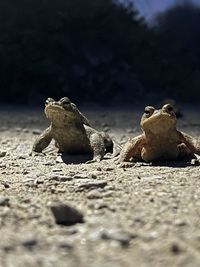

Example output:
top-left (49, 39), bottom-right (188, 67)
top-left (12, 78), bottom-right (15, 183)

top-left (119, 104), bottom-right (200, 165)
top-left (32, 97), bottom-right (113, 162)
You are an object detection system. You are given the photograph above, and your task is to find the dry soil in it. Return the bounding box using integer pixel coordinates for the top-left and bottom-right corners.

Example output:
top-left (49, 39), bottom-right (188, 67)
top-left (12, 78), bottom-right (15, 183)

top-left (0, 105), bottom-right (200, 267)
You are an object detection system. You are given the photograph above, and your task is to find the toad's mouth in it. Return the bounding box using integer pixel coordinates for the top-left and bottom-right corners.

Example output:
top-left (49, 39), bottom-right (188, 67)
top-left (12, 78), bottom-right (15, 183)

top-left (45, 104), bottom-right (66, 115)
top-left (141, 112), bottom-right (176, 133)
top-left (45, 103), bottom-right (65, 111)
top-left (44, 104), bottom-right (73, 125)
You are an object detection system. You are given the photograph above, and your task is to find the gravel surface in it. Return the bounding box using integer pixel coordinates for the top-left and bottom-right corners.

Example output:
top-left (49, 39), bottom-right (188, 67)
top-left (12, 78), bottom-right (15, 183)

top-left (0, 105), bottom-right (200, 267)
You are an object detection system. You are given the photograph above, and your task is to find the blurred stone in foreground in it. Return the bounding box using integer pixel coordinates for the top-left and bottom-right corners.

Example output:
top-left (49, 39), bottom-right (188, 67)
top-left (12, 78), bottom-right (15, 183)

top-left (50, 202), bottom-right (84, 226)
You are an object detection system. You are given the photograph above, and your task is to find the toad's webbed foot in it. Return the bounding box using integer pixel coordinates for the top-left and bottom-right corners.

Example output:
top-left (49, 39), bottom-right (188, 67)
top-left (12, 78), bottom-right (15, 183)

top-left (118, 162), bottom-right (135, 168)
top-left (86, 157), bottom-right (102, 164)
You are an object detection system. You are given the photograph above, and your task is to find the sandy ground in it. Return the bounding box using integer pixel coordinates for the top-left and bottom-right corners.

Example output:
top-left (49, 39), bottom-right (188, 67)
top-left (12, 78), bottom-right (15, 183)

top-left (0, 105), bottom-right (200, 267)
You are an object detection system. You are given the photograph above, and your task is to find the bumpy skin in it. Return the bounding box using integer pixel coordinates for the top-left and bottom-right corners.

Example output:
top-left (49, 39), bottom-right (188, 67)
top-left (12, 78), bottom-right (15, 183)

top-left (32, 97), bottom-right (113, 162)
top-left (119, 104), bottom-right (200, 164)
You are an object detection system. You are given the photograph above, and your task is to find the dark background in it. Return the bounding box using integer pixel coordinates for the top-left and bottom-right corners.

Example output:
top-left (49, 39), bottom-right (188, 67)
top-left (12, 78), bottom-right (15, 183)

top-left (1, 0), bottom-right (200, 105)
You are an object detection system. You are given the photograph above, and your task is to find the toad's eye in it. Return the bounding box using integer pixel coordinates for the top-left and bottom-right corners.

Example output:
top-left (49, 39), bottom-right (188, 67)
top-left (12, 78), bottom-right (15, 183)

top-left (167, 105), bottom-right (173, 112)
top-left (60, 97), bottom-right (71, 105)
top-left (63, 100), bottom-right (70, 105)
top-left (144, 109), bottom-right (150, 115)
top-left (45, 98), bottom-right (54, 105)
top-left (163, 104), bottom-right (174, 113)
top-left (144, 106), bottom-right (154, 116)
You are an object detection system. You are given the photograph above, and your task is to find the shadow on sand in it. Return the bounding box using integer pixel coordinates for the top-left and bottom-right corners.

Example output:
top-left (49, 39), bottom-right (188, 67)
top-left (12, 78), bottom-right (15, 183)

top-left (150, 159), bottom-right (199, 168)
top-left (57, 153), bottom-right (113, 164)
top-left (59, 153), bottom-right (93, 164)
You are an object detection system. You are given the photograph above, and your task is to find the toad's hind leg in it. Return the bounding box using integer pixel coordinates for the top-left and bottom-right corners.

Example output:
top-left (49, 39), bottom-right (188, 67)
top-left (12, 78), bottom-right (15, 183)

top-left (85, 125), bottom-right (105, 162)
top-left (89, 133), bottom-right (105, 162)
top-left (179, 132), bottom-right (200, 156)
top-left (177, 143), bottom-right (196, 160)
top-left (32, 127), bottom-right (52, 153)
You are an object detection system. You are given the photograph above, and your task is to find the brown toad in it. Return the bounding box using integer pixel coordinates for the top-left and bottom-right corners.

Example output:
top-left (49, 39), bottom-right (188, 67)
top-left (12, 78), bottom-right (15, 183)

top-left (32, 97), bottom-right (113, 162)
top-left (119, 104), bottom-right (200, 165)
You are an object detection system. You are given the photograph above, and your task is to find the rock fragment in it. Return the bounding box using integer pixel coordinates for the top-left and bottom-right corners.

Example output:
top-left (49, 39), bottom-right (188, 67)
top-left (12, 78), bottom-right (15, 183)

top-left (87, 189), bottom-right (102, 199)
top-left (21, 238), bottom-right (38, 249)
top-left (32, 129), bottom-right (42, 135)
top-left (49, 175), bottom-right (72, 182)
top-left (170, 242), bottom-right (182, 254)
top-left (50, 203), bottom-right (84, 226)
top-left (57, 240), bottom-right (73, 249)
top-left (77, 180), bottom-right (107, 191)
top-left (0, 196), bottom-right (9, 206)
top-left (74, 173), bottom-right (89, 179)
top-left (0, 151), bottom-right (6, 157)
top-left (100, 229), bottom-right (135, 247)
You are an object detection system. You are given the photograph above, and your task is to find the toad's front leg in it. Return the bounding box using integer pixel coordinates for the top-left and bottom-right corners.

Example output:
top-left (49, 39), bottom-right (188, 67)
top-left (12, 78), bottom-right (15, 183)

top-left (32, 127), bottom-right (52, 153)
top-left (118, 135), bottom-right (144, 167)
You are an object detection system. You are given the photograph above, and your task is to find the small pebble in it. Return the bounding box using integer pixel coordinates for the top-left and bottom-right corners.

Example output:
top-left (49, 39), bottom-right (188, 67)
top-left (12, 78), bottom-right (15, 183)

top-left (87, 189), bottom-right (102, 199)
top-left (0, 151), bottom-right (6, 157)
top-left (56, 156), bottom-right (64, 163)
top-left (143, 189), bottom-right (153, 195)
top-left (142, 231), bottom-right (158, 241)
top-left (170, 242), bottom-right (182, 254)
top-left (77, 180), bottom-right (107, 190)
top-left (22, 128), bottom-right (29, 133)
top-left (157, 192), bottom-right (168, 197)
top-left (74, 173), bottom-right (89, 179)
top-left (34, 178), bottom-right (45, 185)
top-left (32, 129), bottom-right (42, 135)
top-left (101, 229), bottom-right (134, 247)
top-left (104, 167), bottom-right (114, 171)
top-left (52, 168), bottom-right (62, 172)
top-left (50, 203), bottom-right (84, 226)
top-left (18, 154), bottom-right (28, 159)
top-left (0, 181), bottom-right (10, 188)
top-left (21, 238), bottom-right (38, 248)
top-left (174, 219), bottom-right (187, 227)
top-left (103, 191), bottom-right (114, 198)
top-left (0, 196), bottom-right (9, 206)
top-left (44, 161), bottom-right (55, 166)
top-left (49, 175), bottom-right (72, 182)
top-left (58, 240), bottom-right (73, 249)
